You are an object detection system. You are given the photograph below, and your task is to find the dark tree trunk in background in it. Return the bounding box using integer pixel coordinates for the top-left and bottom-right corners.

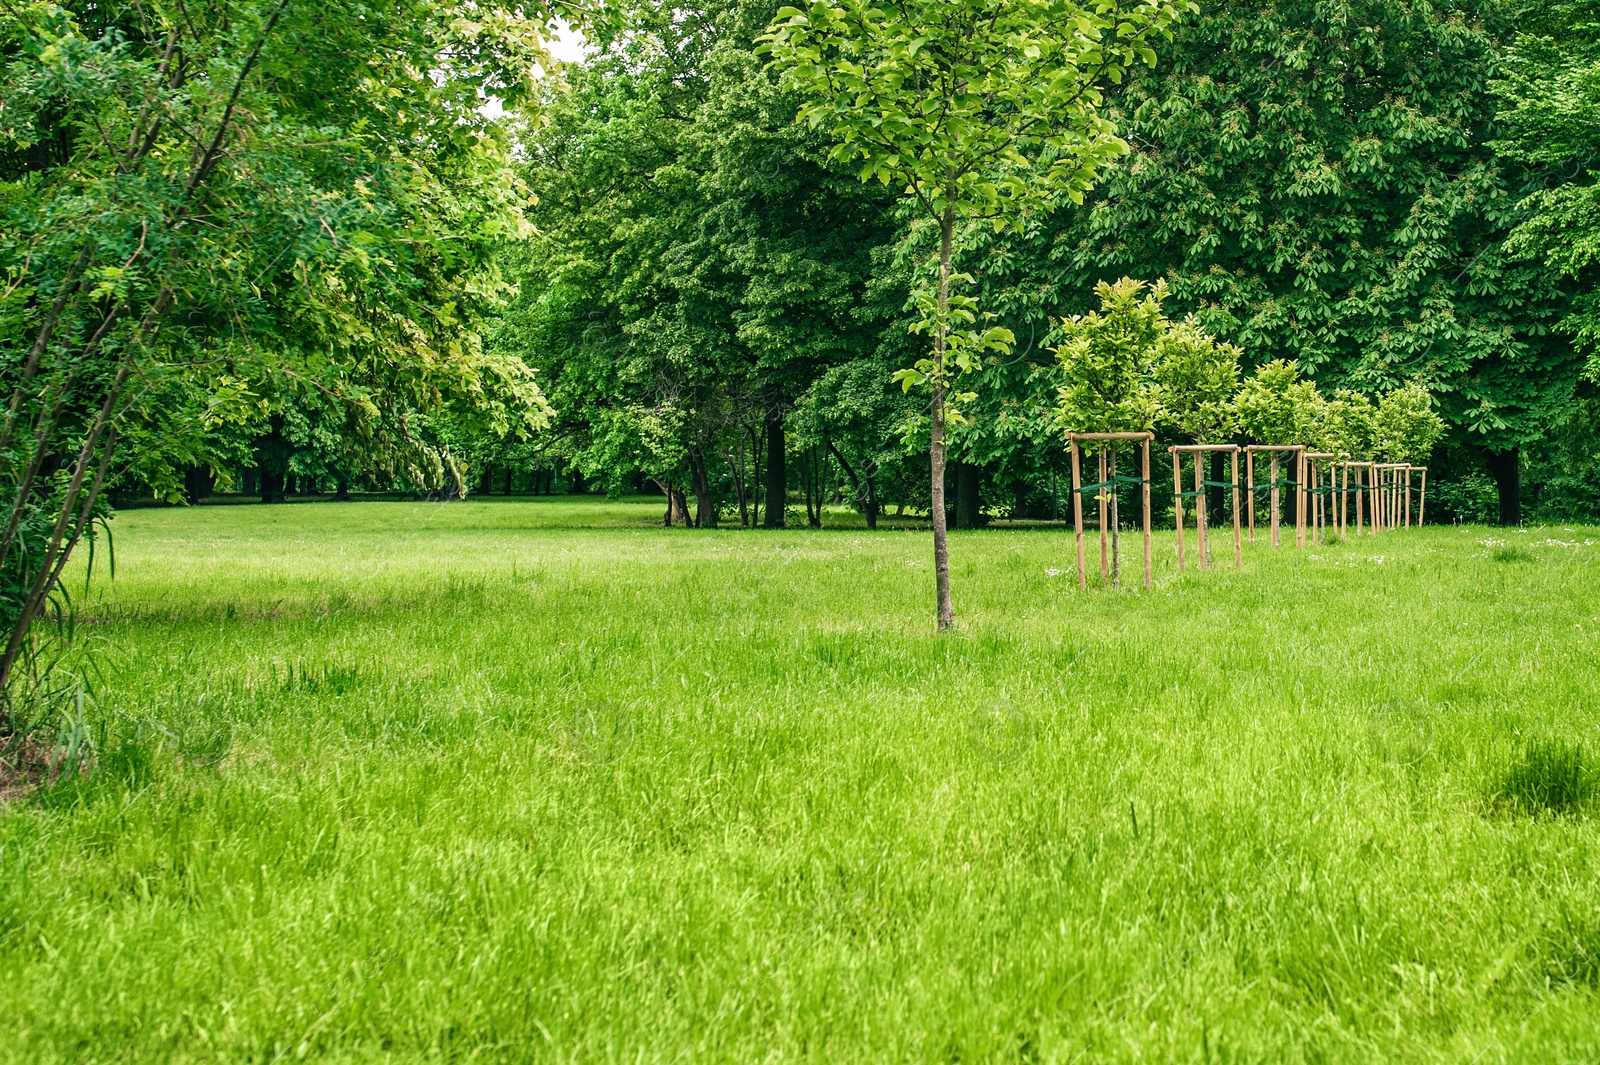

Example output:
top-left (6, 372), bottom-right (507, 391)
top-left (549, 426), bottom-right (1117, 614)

top-left (184, 466), bottom-right (214, 505)
top-left (1011, 480), bottom-right (1029, 519)
top-left (504, 467), bottom-right (513, 495)
top-left (827, 442), bottom-right (878, 530)
top-left (242, 468), bottom-right (258, 498)
top-left (259, 468), bottom-right (285, 504)
top-left (568, 466), bottom-right (586, 494)
top-left (1209, 451), bottom-right (1226, 526)
top-left (763, 409), bottom-right (786, 528)
top-left (284, 473), bottom-right (298, 497)
top-left (1487, 447), bottom-right (1521, 525)
top-left (955, 462), bottom-right (981, 529)
top-left (689, 449), bottom-right (716, 528)
top-left (479, 466), bottom-right (494, 496)
top-left (334, 479), bottom-right (351, 501)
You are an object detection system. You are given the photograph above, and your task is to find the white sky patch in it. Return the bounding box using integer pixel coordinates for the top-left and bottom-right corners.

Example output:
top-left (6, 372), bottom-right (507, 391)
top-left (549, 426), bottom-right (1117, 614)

top-left (479, 21), bottom-right (591, 119)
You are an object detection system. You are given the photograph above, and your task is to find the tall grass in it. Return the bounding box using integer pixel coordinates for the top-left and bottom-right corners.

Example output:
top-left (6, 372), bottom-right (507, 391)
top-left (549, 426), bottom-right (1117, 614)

top-left (2, 500), bottom-right (1599, 1062)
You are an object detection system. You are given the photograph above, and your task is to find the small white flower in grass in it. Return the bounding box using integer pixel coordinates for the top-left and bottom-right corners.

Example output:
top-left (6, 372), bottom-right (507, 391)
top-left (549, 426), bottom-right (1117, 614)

top-left (1045, 567), bottom-right (1063, 577)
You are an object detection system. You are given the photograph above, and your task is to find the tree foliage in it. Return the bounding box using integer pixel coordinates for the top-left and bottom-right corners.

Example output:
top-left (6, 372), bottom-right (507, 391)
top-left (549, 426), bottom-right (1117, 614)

top-left (0, 0), bottom-right (571, 701)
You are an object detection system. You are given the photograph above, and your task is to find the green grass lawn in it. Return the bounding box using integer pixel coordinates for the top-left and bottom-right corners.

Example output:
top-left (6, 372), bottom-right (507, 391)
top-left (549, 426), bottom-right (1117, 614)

top-left (4, 496), bottom-right (1600, 1062)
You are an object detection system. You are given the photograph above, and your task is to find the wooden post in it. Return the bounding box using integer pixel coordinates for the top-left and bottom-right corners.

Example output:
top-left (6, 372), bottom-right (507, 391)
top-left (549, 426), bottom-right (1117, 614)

top-left (1231, 449), bottom-right (1242, 569)
top-left (1295, 449), bottom-right (1306, 548)
top-left (1071, 438), bottom-right (1085, 587)
top-left (1195, 450), bottom-right (1209, 569)
top-left (1247, 449), bottom-right (1256, 542)
top-left (1418, 469), bottom-right (1427, 527)
top-left (1404, 467), bottom-right (1412, 529)
top-left (1354, 464), bottom-right (1363, 536)
top-left (1339, 462), bottom-right (1348, 538)
top-left (1098, 447), bottom-right (1108, 579)
top-left (1172, 449), bottom-right (1185, 571)
top-left (1369, 464), bottom-right (1379, 536)
top-left (1142, 439), bottom-right (1152, 589)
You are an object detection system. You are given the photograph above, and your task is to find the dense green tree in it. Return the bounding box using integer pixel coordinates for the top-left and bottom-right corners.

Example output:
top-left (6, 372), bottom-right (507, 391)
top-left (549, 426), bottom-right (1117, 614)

top-left (962, 0), bottom-right (1581, 524)
top-left (0, 0), bottom-right (566, 702)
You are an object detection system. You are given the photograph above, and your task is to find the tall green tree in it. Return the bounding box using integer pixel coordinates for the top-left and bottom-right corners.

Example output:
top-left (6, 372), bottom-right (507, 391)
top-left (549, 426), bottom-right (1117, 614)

top-left (0, 0), bottom-right (568, 708)
top-left (764, 0), bottom-right (1190, 628)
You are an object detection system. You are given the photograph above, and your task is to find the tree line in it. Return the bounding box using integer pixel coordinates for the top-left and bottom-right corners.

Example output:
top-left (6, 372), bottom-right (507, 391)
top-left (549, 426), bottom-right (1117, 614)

top-left (479, 0), bottom-right (1600, 536)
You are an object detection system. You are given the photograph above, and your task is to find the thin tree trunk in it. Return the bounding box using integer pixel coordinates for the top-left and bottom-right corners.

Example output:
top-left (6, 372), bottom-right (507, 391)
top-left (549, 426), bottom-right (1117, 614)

top-left (763, 410), bottom-right (785, 528)
top-left (1110, 443), bottom-right (1121, 587)
top-left (688, 448), bottom-right (716, 528)
top-left (931, 201), bottom-right (956, 630)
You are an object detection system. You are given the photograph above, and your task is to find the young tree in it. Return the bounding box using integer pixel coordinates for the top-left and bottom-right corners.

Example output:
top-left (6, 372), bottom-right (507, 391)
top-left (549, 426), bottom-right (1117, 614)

top-left (763, 0), bottom-right (1190, 629)
top-left (1053, 277), bottom-right (1164, 581)
top-left (1234, 360), bottom-right (1325, 447)
top-left (1373, 384), bottom-right (1447, 465)
top-left (1153, 317), bottom-right (1241, 443)
top-left (1316, 390), bottom-right (1378, 460)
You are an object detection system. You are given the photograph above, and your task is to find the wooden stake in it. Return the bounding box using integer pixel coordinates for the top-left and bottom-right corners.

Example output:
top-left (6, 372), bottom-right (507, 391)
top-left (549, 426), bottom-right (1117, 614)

top-left (1331, 460), bottom-right (1344, 534)
top-left (1231, 450), bottom-right (1242, 569)
top-left (1195, 450), bottom-right (1209, 569)
top-left (1142, 439), bottom-right (1152, 589)
top-left (1098, 447), bottom-right (1108, 579)
top-left (1405, 466), bottom-right (1412, 529)
top-left (1354, 464), bottom-right (1364, 536)
top-left (1369, 464), bottom-right (1379, 536)
top-left (1172, 449), bottom-right (1185, 571)
top-left (1295, 449), bottom-right (1306, 549)
top-left (1071, 439), bottom-right (1084, 587)
top-left (1419, 469), bottom-right (1427, 527)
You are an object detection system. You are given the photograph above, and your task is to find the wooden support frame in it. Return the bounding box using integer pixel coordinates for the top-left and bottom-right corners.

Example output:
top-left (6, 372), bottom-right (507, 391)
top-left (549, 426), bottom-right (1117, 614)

top-left (1376, 463), bottom-right (1408, 531)
top-left (1067, 432), bottom-right (1154, 589)
top-left (1244, 445), bottom-right (1306, 548)
top-left (1170, 444), bottom-right (1242, 571)
top-left (1304, 452), bottom-right (1337, 546)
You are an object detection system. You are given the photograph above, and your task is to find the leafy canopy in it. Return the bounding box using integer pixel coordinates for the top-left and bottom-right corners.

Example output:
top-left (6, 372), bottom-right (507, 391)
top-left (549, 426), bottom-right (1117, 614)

top-left (762, 0), bottom-right (1193, 399)
top-left (1234, 360), bottom-right (1324, 447)
top-left (1053, 278), bottom-right (1165, 437)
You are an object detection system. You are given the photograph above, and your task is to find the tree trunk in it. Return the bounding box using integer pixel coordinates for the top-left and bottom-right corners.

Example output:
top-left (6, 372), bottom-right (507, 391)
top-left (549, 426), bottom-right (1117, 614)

top-left (479, 466), bottom-right (494, 496)
top-left (1209, 451), bottom-right (1226, 528)
top-left (689, 449), bottom-right (716, 528)
top-left (183, 466), bottom-right (213, 505)
top-left (956, 462), bottom-right (981, 529)
top-left (1110, 443), bottom-right (1121, 587)
top-left (931, 201), bottom-right (956, 630)
top-left (334, 479), bottom-right (351, 501)
top-left (259, 468), bottom-right (285, 504)
top-left (504, 467), bottom-right (514, 495)
top-left (763, 408), bottom-right (786, 528)
top-left (1487, 447), bottom-right (1521, 525)
top-left (827, 441), bottom-right (877, 530)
